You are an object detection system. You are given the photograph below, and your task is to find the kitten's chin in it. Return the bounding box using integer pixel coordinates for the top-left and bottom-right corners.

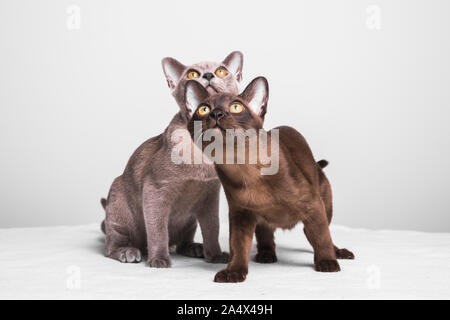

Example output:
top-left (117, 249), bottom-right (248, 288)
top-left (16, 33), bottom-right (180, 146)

top-left (208, 126), bottom-right (223, 134)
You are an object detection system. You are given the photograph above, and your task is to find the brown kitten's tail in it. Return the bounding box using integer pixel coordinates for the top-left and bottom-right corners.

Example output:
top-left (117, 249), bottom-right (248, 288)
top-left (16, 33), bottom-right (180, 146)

top-left (100, 198), bottom-right (107, 234)
top-left (317, 159), bottom-right (329, 169)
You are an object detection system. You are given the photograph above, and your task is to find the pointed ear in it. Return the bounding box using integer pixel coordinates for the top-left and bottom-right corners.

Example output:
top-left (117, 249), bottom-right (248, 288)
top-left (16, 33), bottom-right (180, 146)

top-left (162, 57), bottom-right (186, 89)
top-left (222, 51), bottom-right (243, 82)
top-left (184, 80), bottom-right (210, 116)
top-left (240, 77), bottom-right (269, 118)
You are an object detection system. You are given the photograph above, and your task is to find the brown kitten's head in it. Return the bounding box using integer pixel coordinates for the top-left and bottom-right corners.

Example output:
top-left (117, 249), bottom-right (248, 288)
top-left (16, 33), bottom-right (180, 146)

top-left (186, 76), bottom-right (269, 138)
top-left (162, 51), bottom-right (243, 118)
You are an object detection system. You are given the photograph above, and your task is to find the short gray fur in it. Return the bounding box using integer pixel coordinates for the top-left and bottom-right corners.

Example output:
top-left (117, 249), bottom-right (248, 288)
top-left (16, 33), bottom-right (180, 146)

top-left (101, 52), bottom-right (243, 267)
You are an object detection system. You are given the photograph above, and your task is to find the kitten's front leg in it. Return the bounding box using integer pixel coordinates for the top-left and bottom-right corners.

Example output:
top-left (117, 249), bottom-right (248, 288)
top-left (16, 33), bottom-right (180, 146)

top-left (214, 209), bottom-right (257, 283)
top-left (196, 183), bottom-right (229, 263)
top-left (143, 181), bottom-right (171, 268)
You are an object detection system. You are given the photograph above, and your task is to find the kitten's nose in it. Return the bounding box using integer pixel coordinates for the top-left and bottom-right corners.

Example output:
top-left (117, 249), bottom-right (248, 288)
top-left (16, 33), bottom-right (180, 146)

top-left (209, 109), bottom-right (224, 121)
top-left (203, 73), bottom-right (214, 81)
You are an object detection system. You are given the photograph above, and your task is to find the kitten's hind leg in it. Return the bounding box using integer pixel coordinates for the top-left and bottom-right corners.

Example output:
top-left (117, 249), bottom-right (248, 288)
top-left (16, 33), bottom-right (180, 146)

top-left (104, 220), bottom-right (142, 263)
top-left (103, 182), bottom-right (142, 263)
top-left (303, 227), bottom-right (354, 260)
top-left (254, 222), bottom-right (277, 263)
top-left (303, 200), bottom-right (340, 272)
top-left (318, 170), bottom-right (354, 260)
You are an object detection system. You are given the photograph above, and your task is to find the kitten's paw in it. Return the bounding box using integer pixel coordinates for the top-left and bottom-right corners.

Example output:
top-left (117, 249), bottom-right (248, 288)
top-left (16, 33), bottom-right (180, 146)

top-left (255, 250), bottom-right (277, 263)
top-left (335, 248), bottom-right (355, 260)
top-left (206, 252), bottom-right (230, 264)
top-left (176, 243), bottom-right (204, 258)
top-left (315, 259), bottom-right (340, 272)
top-left (117, 247), bottom-right (142, 263)
top-left (214, 269), bottom-right (247, 283)
top-left (148, 257), bottom-right (171, 268)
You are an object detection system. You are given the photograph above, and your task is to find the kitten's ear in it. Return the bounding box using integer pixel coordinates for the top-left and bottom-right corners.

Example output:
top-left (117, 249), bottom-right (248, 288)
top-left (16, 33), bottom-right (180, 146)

top-left (240, 77), bottom-right (269, 119)
top-left (162, 57), bottom-right (186, 89)
top-left (222, 51), bottom-right (243, 82)
top-left (184, 80), bottom-right (210, 116)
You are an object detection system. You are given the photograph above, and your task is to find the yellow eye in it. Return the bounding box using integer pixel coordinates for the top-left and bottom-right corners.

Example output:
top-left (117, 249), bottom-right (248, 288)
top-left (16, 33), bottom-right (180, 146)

top-left (198, 105), bottom-right (210, 116)
top-left (215, 68), bottom-right (228, 78)
top-left (187, 71), bottom-right (200, 79)
top-left (229, 103), bottom-right (244, 114)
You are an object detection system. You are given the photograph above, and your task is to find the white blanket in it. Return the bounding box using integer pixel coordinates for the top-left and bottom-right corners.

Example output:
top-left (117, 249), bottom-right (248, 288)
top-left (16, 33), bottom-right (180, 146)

top-left (1, 223), bottom-right (449, 299)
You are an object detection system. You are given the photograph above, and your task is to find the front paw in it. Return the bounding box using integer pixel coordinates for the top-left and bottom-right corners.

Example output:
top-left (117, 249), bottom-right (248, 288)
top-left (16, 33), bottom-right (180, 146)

top-left (176, 243), bottom-right (204, 258)
top-left (255, 250), bottom-right (277, 263)
top-left (214, 269), bottom-right (247, 283)
top-left (205, 252), bottom-right (230, 264)
top-left (148, 257), bottom-right (171, 268)
top-left (315, 259), bottom-right (340, 272)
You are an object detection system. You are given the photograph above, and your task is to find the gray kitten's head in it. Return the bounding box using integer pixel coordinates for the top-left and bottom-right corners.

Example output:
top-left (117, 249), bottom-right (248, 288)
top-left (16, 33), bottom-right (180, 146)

top-left (162, 51), bottom-right (243, 118)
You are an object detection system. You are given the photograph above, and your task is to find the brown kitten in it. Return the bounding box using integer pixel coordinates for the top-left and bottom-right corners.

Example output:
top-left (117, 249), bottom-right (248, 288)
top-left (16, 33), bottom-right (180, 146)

top-left (101, 52), bottom-right (243, 268)
top-left (185, 77), bottom-right (354, 282)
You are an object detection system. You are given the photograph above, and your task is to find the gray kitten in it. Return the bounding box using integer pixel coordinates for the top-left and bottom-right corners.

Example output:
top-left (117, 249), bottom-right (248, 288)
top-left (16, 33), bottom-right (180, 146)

top-left (101, 51), bottom-right (243, 268)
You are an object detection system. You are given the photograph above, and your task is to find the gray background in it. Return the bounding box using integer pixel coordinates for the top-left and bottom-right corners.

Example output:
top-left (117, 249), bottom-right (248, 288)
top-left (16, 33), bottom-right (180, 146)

top-left (1, 0), bottom-right (449, 231)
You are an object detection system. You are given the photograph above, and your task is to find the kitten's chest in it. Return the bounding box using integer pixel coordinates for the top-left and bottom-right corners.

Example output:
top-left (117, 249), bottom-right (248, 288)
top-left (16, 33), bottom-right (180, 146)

top-left (225, 181), bottom-right (276, 210)
top-left (169, 128), bottom-right (218, 181)
top-left (179, 162), bottom-right (218, 181)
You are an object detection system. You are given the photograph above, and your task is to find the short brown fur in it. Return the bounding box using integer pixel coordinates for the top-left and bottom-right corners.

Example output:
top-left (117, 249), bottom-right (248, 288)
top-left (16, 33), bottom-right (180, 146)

top-left (185, 77), bottom-right (354, 283)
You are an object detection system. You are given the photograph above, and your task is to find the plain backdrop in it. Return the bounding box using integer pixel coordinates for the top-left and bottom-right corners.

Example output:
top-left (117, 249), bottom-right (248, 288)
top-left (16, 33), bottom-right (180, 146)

top-left (0, 0), bottom-right (449, 231)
